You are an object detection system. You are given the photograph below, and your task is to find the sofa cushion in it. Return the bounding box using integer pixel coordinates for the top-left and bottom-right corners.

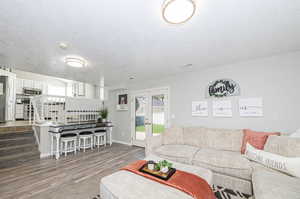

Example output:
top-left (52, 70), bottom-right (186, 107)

top-left (205, 128), bottom-right (243, 151)
top-left (153, 144), bottom-right (199, 164)
top-left (252, 168), bottom-right (300, 199)
top-left (192, 149), bottom-right (252, 180)
top-left (264, 135), bottom-right (300, 157)
top-left (162, 127), bottom-right (184, 145)
top-left (182, 127), bottom-right (243, 151)
top-left (182, 127), bottom-right (207, 148)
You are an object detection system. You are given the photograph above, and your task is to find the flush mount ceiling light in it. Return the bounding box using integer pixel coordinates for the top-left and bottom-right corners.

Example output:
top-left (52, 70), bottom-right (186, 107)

top-left (58, 42), bottom-right (68, 50)
top-left (162, 0), bottom-right (196, 24)
top-left (64, 56), bottom-right (87, 68)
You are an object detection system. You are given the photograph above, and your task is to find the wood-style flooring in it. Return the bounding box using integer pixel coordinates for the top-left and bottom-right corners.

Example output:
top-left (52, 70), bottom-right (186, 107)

top-left (0, 143), bottom-right (145, 199)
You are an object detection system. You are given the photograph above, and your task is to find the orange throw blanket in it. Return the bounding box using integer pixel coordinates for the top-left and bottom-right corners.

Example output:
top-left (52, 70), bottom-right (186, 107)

top-left (121, 160), bottom-right (215, 199)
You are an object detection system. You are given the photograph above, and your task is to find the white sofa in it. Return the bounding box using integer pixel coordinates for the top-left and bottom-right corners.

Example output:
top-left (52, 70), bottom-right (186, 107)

top-left (146, 127), bottom-right (300, 199)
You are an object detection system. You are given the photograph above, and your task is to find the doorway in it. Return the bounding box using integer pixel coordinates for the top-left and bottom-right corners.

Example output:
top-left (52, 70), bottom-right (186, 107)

top-left (131, 87), bottom-right (169, 147)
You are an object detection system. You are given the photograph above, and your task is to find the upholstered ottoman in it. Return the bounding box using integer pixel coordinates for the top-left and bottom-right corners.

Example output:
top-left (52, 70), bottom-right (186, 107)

top-left (100, 155), bottom-right (213, 199)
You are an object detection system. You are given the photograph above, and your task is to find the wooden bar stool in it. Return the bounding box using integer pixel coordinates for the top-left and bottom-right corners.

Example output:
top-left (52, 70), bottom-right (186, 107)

top-left (60, 133), bottom-right (77, 157)
top-left (94, 129), bottom-right (107, 148)
top-left (79, 131), bottom-right (93, 152)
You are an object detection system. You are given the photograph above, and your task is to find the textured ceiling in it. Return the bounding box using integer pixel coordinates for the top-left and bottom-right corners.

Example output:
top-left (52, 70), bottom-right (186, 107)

top-left (0, 0), bottom-right (299, 86)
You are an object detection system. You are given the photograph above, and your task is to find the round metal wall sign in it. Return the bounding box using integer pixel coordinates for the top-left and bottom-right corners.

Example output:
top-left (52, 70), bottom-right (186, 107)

top-left (207, 79), bottom-right (240, 98)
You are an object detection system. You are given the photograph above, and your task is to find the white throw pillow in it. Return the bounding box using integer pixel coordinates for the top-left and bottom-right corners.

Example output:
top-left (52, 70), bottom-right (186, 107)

top-left (290, 128), bottom-right (300, 137)
top-left (244, 143), bottom-right (300, 178)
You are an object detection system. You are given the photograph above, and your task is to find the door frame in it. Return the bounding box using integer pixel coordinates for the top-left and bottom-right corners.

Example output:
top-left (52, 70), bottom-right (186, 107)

top-left (130, 86), bottom-right (170, 147)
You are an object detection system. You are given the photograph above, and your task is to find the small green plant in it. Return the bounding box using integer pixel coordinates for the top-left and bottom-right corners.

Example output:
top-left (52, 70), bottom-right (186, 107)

top-left (155, 160), bottom-right (173, 171)
top-left (99, 108), bottom-right (108, 119)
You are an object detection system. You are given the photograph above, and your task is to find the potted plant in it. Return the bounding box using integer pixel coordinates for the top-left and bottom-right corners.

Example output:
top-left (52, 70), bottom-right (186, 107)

top-left (155, 160), bottom-right (173, 173)
top-left (99, 108), bottom-right (108, 123)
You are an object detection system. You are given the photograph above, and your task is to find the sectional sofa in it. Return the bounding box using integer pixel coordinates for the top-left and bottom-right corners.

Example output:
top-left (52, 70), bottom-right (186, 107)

top-left (146, 127), bottom-right (300, 199)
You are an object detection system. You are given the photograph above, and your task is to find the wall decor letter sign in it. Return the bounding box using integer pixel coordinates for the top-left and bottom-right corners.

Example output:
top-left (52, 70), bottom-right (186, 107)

top-left (207, 79), bottom-right (240, 98)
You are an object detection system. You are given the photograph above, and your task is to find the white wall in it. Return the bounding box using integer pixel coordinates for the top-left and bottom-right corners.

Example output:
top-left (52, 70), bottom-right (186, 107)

top-left (108, 52), bottom-right (300, 144)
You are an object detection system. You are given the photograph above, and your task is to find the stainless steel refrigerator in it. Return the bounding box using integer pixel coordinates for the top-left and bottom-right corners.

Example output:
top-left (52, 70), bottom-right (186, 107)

top-left (0, 76), bottom-right (7, 123)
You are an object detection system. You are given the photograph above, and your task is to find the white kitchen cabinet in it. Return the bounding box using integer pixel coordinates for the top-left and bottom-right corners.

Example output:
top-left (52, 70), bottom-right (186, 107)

top-left (15, 78), bottom-right (24, 94)
top-left (23, 79), bottom-right (34, 88)
top-left (42, 83), bottom-right (48, 95)
top-left (72, 82), bottom-right (86, 97)
top-left (15, 104), bottom-right (24, 119)
top-left (15, 78), bottom-right (47, 94)
top-left (34, 81), bottom-right (43, 90)
top-left (6, 76), bottom-right (16, 121)
top-left (78, 82), bottom-right (85, 96)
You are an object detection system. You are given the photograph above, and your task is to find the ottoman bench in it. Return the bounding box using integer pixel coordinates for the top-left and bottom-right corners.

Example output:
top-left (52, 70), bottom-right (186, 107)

top-left (100, 155), bottom-right (213, 199)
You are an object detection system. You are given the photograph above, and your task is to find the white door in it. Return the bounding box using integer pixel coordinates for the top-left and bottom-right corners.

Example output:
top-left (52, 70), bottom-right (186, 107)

top-left (131, 87), bottom-right (169, 147)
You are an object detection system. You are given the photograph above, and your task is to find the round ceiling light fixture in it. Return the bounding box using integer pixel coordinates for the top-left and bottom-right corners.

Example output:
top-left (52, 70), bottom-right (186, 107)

top-left (64, 56), bottom-right (87, 68)
top-left (58, 42), bottom-right (68, 50)
top-left (162, 0), bottom-right (196, 24)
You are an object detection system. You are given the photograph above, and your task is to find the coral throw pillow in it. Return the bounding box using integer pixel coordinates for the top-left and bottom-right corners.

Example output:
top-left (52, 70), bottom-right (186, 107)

top-left (241, 129), bottom-right (280, 154)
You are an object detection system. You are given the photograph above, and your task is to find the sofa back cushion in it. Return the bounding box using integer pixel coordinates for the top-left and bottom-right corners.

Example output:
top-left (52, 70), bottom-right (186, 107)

top-left (264, 135), bottom-right (300, 157)
top-left (182, 127), bottom-right (207, 148)
top-left (204, 128), bottom-right (244, 151)
top-left (162, 127), bottom-right (184, 145)
top-left (182, 127), bottom-right (243, 151)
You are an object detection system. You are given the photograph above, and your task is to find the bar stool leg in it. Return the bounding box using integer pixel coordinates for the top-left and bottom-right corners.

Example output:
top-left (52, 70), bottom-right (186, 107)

top-left (51, 135), bottom-right (53, 156)
top-left (74, 140), bottom-right (77, 155)
top-left (83, 138), bottom-right (86, 152)
top-left (64, 141), bottom-right (67, 157)
top-left (79, 137), bottom-right (82, 152)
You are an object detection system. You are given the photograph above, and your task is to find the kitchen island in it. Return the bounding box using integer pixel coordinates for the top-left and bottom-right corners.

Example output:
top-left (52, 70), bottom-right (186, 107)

top-left (33, 122), bottom-right (113, 159)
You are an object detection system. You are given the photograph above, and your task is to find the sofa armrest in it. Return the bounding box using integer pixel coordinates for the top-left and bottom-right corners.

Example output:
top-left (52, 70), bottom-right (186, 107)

top-left (146, 135), bottom-right (163, 156)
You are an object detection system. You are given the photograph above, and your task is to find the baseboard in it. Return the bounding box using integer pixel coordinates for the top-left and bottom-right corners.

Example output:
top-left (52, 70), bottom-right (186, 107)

top-left (112, 140), bottom-right (132, 146)
top-left (40, 153), bottom-right (51, 158)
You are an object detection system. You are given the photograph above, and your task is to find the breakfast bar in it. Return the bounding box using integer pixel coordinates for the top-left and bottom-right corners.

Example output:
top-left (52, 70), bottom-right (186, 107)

top-left (48, 122), bottom-right (113, 159)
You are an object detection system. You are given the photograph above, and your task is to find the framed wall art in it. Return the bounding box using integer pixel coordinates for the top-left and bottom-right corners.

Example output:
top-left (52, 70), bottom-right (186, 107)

top-left (192, 101), bottom-right (208, 117)
top-left (116, 93), bottom-right (128, 111)
top-left (239, 98), bottom-right (263, 117)
top-left (212, 100), bottom-right (232, 117)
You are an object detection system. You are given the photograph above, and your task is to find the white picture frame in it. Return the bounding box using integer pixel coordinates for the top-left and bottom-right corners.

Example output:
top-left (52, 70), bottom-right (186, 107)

top-left (192, 101), bottom-right (208, 117)
top-left (212, 100), bottom-right (232, 117)
top-left (116, 93), bottom-right (128, 111)
top-left (239, 98), bottom-right (263, 117)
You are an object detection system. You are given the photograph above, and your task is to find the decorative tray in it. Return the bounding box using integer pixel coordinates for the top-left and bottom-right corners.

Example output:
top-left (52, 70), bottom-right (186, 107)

top-left (139, 163), bottom-right (176, 181)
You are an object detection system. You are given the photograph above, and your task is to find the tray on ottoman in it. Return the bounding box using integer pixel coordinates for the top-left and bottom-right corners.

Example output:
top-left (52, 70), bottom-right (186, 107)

top-left (139, 163), bottom-right (176, 181)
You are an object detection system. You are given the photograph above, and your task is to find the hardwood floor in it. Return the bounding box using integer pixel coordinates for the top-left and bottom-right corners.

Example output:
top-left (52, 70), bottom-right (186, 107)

top-left (0, 143), bottom-right (145, 199)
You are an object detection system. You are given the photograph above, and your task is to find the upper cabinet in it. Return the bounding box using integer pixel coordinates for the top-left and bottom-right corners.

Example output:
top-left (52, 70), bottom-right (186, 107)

top-left (23, 79), bottom-right (35, 88)
top-left (34, 81), bottom-right (44, 90)
top-left (15, 78), bottom-right (47, 95)
top-left (15, 78), bottom-right (24, 94)
top-left (72, 82), bottom-right (86, 97)
top-left (78, 82), bottom-right (85, 96)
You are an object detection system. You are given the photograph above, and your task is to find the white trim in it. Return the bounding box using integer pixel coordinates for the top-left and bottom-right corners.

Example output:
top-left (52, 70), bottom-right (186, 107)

top-left (40, 153), bottom-right (51, 158)
top-left (112, 140), bottom-right (132, 146)
top-left (129, 86), bottom-right (170, 95)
